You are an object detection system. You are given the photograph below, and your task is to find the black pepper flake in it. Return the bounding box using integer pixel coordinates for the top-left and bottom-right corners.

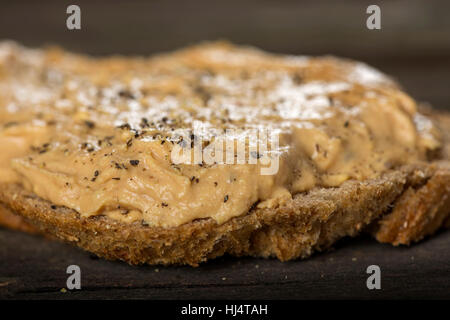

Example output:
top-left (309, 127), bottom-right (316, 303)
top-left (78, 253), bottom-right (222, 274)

top-left (141, 220), bottom-right (149, 227)
top-left (118, 90), bottom-right (135, 99)
top-left (190, 176), bottom-right (200, 183)
top-left (50, 205), bottom-right (57, 210)
top-left (224, 195), bottom-right (229, 203)
top-left (161, 202), bottom-right (168, 207)
top-left (84, 120), bottom-right (95, 129)
top-left (94, 170), bottom-right (99, 177)
top-left (344, 120), bottom-right (349, 128)
top-left (126, 139), bottom-right (133, 147)
top-left (130, 159), bottom-right (140, 166)
top-left (140, 117), bottom-right (149, 128)
top-left (328, 96), bottom-right (334, 105)
top-left (33, 143), bottom-right (50, 154)
top-left (214, 182), bottom-right (218, 187)
top-left (114, 162), bottom-right (127, 170)
top-left (112, 177), bottom-right (121, 180)
top-left (117, 123), bottom-right (131, 130)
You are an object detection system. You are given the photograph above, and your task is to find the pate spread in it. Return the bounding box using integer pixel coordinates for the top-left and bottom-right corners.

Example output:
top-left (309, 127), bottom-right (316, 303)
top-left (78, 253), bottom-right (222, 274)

top-left (0, 41), bottom-right (441, 227)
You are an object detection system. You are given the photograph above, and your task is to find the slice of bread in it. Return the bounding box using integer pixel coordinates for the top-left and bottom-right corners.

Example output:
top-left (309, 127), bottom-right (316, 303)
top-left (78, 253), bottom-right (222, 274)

top-left (0, 42), bottom-right (448, 266)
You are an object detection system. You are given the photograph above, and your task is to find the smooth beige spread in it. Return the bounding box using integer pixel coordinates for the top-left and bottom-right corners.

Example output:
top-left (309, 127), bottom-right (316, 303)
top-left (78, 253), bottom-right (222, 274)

top-left (0, 41), bottom-right (441, 227)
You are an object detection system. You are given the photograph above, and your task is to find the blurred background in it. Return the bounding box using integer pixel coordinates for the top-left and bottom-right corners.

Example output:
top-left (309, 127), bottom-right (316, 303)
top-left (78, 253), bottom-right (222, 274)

top-left (0, 0), bottom-right (449, 110)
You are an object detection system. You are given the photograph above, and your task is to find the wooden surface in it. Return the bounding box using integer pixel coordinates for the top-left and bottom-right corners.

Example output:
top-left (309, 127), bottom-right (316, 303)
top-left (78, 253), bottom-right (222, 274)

top-left (0, 228), bottom-right (449, 299)
top-left (0, 0), bottom-right (449, 299)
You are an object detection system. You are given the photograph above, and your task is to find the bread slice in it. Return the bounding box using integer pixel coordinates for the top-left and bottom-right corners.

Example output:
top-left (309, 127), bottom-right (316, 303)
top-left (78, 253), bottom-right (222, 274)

top-left (0, 42), bottom-right (449, 266)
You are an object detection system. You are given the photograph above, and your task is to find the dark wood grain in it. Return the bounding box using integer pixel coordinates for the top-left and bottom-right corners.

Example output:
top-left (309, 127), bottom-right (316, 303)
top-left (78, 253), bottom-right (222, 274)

top-left (1, 227), bottom-right (449, 299)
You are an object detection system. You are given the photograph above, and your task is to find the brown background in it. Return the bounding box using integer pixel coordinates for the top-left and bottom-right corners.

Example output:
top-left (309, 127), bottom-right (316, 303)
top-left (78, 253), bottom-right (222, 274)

top-left (0, 0), bottom-right (449, 299)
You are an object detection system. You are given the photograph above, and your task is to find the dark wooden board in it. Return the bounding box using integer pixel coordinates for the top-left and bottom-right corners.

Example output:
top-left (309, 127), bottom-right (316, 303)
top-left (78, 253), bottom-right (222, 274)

top-left (1, 227), bottom-right (449, 299)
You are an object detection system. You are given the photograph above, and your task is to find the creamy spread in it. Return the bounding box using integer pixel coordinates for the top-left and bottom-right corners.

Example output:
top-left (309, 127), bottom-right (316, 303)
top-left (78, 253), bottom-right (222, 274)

top-left (0, 41), bottom-right (441, 227)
